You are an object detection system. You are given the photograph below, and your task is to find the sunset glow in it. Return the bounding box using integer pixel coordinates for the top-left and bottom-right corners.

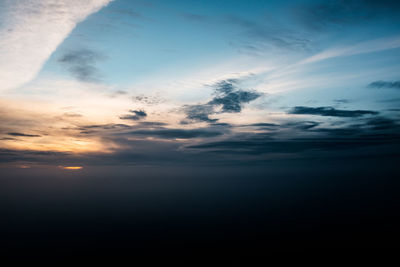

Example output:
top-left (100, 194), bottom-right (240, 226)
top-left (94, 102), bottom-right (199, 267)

top-left (1, 0), bottom-right (399, 251)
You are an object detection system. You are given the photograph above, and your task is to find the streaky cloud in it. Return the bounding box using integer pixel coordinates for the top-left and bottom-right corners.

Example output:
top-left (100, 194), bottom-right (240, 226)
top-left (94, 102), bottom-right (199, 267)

top-left (0, 0), bottom-right (113, 90)
top-left (124, 128), bottom-right (224, 139)
top-left (7, 132), bottom-right (41, 137)
top-left (289, 106), bottom-right (378, 117)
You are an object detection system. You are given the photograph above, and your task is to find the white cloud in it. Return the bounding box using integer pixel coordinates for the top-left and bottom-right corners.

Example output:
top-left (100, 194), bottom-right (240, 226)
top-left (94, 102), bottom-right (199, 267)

top-left (0, 0), bottom-right (113, 91)
top-left (300, 35), bottom-right (400, 65)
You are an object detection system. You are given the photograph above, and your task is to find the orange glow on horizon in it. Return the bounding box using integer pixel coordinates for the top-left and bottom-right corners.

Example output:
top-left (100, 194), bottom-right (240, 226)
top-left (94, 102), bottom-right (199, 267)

top-left (19, 165), bottom-right (31, 169)
top-left (59, 166), bottom-right (83, 170)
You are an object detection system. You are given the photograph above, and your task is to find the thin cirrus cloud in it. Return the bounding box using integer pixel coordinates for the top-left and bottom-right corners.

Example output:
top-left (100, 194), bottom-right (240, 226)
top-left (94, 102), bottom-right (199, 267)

top-left (0, 0), bottom-right (113, 91)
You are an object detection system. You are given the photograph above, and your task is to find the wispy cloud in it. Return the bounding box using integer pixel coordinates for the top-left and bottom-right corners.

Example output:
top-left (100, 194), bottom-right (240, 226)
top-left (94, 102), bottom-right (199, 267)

top-left (368, 80), bottom-right (400, 89)
top-left (0, 0), bottom-right (113, 91)
top-left (58, 48), bottom-right (106, 82)
top-left (301, 35), bottom-right (400, 64)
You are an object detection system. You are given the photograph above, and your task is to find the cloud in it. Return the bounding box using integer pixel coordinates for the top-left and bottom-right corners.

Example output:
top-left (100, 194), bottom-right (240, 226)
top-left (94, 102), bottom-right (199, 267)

top-left (7, 132), bottom-right (41, 137)
top-left (300, 35), bottom-right (400, 65)
top-left (137, 122), bottom-right (168, 127)
top-left (365, 117), bottom-right (398, 130)
top-left (209, 80), bottom-right (261, 113)
top-left (1, 112), bottom-right (399, 166)
top-left (58, 48), bottom-right (106, 82)
top-left (284, 121), bottom-right (320, 130)
top-left (183, 79), bottom-right (261, 123)
top-left (132, 94), bottom-right (166, 105)
top-left (0, 0), bottom-right (113, 91)
top-left (240, 123), bottom-right (280, 129)
top-left (75, 122), bottom-right (223, 140)
top-left (183, 104), bottom-right (217, 123)
top-left (289, 106), bottom-right (378, 117)
top-left (187, 116), bottom-right (400, 156)
top-left (368, 80), bottom-right (400, 89)
top-left (0, 148), bottom-right (70, 164)
top-left (124, 128), bottom-right (224, 139)
top-left (120, 110), bottom-right (147, 121)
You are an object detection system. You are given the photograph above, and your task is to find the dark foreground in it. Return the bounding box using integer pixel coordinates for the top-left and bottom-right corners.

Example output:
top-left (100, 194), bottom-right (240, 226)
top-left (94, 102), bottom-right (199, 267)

top-left (1, 157), bottom-right (399, 255)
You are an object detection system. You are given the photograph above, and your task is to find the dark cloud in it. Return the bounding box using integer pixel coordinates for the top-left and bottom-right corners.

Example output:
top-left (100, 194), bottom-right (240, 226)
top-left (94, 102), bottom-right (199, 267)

top-left (1, 114), bottom-right (399, 166)
top-left (368, 80), bottom-right (400, 89)
top-left (209, 81), bottom-right (260, 113)
top-left (188, 116), bottom-right (400, 155)
top-left (183, 79), bottom-right (261, 123)
top-left (365, 117), bottom-right (398, 130)
top-left (289, 106), bottom-right (378, 117)
top-left (182, 104), bottom-right (217, 123)
top-left (124, 128), bottom-right (223, 139)
top-left (137, 121), bottom-right (168, 127)
top-left (58, 48), bottom-right (105, 82)
top-left (241, 123), bottom-right (280, 128)
top-left (7, 132), bottom-right (41, 137)
top-left (285, 121), bottom-right (320, 130)
top-left (120, 110), bottom-right (147, 121)
top-left (0, 148), bottom-right (70, 164)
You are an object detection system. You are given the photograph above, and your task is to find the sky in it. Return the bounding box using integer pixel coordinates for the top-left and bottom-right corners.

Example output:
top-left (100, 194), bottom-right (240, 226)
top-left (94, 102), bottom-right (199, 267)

top-left (1, 0), bottom-right (400, 251)
top-left (0, 0), bottom-right (400, 169)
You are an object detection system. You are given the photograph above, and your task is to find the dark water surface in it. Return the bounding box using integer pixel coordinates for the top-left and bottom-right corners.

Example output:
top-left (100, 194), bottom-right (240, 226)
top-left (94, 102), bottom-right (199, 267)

top-left (1, 158), bottom-right (399, 253)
